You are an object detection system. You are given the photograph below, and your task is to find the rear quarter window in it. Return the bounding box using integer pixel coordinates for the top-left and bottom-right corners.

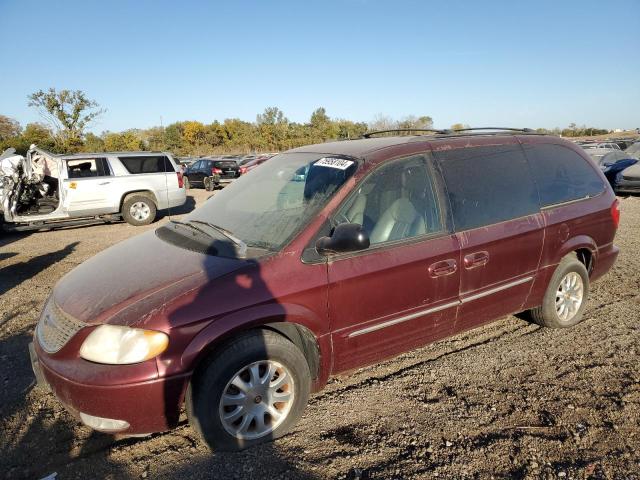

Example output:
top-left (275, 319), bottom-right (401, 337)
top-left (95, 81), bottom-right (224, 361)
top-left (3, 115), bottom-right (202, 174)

top-left (522, 144), bottom-right (605, 207)
top-left (119, 155), bottom-right (175, 174)
top-left (435, 144), bottom-right (539, 231)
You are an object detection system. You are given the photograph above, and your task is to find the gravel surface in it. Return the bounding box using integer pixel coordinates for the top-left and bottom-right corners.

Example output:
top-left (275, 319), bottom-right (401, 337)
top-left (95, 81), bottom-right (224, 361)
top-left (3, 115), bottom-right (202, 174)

top-left (1, 190), bottom-right (639, 480)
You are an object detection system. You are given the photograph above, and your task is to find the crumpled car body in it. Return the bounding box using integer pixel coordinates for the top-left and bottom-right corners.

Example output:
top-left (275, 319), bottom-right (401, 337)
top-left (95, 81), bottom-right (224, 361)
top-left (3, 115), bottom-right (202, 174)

top-left (1, 146), bottom-right (186, 229)
top-left (0, 146), bottom-right (62, 223)
top-left (597, 150), bottom-right (640, 193)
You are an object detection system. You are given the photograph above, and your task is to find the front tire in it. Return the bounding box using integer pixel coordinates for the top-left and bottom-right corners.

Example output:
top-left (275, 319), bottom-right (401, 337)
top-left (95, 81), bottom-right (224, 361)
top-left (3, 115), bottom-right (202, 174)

top-left (528, 254), bottom-right (589, 328)
top-left (186, 330), bottom-right (311, 451)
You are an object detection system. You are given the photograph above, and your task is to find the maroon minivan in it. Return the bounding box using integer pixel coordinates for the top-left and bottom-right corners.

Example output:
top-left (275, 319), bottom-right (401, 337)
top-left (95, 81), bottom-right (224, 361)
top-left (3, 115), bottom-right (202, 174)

top-left (30, 129), bottom-right (620, 450)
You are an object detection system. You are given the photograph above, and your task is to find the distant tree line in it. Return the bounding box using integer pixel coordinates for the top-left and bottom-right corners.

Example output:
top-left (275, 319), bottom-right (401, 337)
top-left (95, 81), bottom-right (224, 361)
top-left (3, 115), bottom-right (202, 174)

top-left (0, 88), bottom-right (619, 157)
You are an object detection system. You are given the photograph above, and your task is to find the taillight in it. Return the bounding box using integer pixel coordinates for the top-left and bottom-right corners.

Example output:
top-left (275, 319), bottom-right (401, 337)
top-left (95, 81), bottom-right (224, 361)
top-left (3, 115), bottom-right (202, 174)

top-left (212, 167), bottom-right (222, 175)
top-left (611, 199), bottom-right (620, 228)
top-left (176, 171), bottom-right (184, 188)
top-left (239, 167), bottom-right (247, 175)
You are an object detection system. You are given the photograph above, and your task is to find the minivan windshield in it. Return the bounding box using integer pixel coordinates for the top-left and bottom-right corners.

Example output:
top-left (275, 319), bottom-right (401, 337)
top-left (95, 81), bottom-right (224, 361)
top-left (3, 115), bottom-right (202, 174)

top-left (184, 152), bottom-right (358, 251)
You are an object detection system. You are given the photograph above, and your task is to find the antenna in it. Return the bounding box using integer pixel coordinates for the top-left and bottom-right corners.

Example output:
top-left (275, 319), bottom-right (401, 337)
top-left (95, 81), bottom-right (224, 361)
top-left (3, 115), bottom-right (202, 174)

top-left (164, 153), bottom-right (172, 222)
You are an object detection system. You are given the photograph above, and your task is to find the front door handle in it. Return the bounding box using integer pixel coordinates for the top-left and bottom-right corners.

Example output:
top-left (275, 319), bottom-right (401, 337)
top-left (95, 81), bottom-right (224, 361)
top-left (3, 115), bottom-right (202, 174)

top-left (428, 259), bottom-right (457, 277)
top-left (464, 251), bottom-right (490, 269)
top-left (98, 181), bottom-right (111, 185)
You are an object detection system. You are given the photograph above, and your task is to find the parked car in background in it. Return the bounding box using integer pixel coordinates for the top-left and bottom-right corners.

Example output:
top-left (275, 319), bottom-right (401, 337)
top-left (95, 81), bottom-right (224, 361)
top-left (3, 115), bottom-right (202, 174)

top-left (183, 158), bottom-right (240, 190)
top-left (238, 154), bottom-right (274, 175)
top-left (581, 144), bottom-right (620, 163)
top-left (598, 150), bottom-right (640, 193)
top-left (0, 147), bottom-right (185, 230)
top-left (624, 142), bottom-right (640, 156)
top-left (238, 155), bottom-right (257, 165)
top-left (30, 129), bottom-right (619, 452)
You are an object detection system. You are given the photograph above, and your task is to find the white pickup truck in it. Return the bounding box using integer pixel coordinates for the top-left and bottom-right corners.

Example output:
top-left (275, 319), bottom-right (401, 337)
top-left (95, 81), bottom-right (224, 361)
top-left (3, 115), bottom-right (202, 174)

top-left (0, 146), bottom-right (186, 231)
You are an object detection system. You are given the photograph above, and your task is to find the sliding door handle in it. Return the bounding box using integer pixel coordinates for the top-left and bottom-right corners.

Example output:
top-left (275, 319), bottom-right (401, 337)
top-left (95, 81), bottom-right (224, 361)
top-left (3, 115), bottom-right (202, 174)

top-left (464, 251), bottom-right (490, 269)
top-left (428, 259), bottom-right (457, 277)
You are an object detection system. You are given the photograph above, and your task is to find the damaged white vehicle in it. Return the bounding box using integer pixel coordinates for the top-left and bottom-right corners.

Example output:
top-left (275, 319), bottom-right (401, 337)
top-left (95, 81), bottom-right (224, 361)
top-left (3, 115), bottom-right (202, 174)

top-left (0, 146), bottom-right (186, 231)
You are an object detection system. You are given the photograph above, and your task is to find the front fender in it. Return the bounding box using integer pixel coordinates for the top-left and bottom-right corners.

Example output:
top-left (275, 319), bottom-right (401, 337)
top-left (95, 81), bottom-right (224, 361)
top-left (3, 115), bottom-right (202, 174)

top-left (177, 302), bottom-right (328, 377)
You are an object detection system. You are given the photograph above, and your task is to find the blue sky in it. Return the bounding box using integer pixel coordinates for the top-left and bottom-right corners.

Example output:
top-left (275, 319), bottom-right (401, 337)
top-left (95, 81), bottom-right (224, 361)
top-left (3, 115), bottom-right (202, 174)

top-left (1, 0), bottom-right (638, 132)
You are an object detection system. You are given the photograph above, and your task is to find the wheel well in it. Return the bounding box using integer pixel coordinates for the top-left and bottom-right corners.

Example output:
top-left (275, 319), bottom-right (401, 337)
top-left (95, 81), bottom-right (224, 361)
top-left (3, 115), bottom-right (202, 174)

top-left (575, 248), bottom-right (593, 274)
top-left (120, 190), bottom-right (158, 210)
top-left (191, 322), bottom-right (321, 381)
top-left (262, 322), bottom-right (320, 380)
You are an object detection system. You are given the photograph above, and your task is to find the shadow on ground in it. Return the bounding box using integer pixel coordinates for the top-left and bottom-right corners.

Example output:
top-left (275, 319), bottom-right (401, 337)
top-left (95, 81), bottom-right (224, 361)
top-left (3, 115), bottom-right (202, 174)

top-left (0, 241), bottom-right (79, 296)
top-left (159, 194), bottom-right (197, 218)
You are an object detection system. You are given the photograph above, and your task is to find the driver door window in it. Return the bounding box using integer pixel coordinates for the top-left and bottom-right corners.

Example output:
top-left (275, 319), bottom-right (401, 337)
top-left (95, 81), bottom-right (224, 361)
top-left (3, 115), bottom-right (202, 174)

top-left (335, 155), bottom-right (443, 246)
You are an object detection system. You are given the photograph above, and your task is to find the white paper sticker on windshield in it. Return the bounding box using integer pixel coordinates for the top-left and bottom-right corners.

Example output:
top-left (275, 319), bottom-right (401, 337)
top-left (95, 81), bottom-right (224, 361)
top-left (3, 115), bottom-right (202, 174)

top-left (314, 157), bottom-right (354, 170)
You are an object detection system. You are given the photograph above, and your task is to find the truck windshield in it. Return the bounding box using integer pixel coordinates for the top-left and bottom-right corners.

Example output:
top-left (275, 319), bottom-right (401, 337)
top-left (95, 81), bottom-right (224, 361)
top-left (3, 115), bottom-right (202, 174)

top-left (185, 152), bottom-right (358, 250)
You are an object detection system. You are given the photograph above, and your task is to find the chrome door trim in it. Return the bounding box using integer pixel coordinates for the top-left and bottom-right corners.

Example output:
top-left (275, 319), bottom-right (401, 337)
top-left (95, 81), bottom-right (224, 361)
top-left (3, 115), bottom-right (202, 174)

top-left (347, 300), bottom-right (460, 338)
top-left (460, 275), bottom-right (534, 304)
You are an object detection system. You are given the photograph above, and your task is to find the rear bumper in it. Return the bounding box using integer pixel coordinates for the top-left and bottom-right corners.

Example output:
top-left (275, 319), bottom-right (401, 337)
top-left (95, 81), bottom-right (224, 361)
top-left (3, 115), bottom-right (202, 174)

top-left (160, 188), bottom-right (187, 210)
top-left (31, 341), bottom-right (190, 435)
top-left (592, 243), bottom-right (620, 282)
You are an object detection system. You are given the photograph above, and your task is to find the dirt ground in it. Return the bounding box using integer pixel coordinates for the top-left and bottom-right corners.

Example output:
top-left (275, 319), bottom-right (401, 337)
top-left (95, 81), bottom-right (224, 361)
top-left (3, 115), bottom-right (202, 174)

top-left (1, 189), bottom-right (639, 480)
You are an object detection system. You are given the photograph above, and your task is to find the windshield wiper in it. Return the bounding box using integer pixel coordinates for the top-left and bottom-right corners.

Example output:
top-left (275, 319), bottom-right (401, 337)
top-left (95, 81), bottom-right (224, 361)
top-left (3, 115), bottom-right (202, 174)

top-left (170, 220), bottom-right (214, 238)
top-left (188, 220), bottom-right (247, 253)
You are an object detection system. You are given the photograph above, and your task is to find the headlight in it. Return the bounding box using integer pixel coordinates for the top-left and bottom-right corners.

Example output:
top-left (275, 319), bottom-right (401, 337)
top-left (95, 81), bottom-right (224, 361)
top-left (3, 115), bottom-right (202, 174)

top-left (79, 325), bottom-right (169, 364)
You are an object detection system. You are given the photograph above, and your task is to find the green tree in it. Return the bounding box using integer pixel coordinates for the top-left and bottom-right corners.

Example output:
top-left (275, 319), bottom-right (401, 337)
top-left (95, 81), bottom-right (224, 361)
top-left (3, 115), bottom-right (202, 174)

top-left (335, 120), bottom-right (368, 140)
top-left (397, 115), bottom-right (434, 130)
top-left (23, 123), bottom-right (55, 149)
top-left (256, 107), bottom-right (289, 151)
top-left (84, 132), bottom-right (106, 152)
top-left (309, 107), bottom-right (338, 142)
top-left (28, 88), bottom-right (104, 152)
top-left (103, 130), bottom-right (143, 151)
top-left (0, 115), bottom-right (21, 140)
top-left (163, 123), bottom-right (185, 153)
top-left (141, 126), bottom-right (165, 151)
top-left (182, 121), bottom-right (207, 146)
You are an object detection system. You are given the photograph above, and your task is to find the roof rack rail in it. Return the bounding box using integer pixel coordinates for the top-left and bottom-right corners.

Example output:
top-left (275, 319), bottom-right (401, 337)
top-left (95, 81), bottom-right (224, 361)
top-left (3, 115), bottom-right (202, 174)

top-left (451, 127), bottom-right (536, 133)
top-left (362, 128), bottom-right (449, 138)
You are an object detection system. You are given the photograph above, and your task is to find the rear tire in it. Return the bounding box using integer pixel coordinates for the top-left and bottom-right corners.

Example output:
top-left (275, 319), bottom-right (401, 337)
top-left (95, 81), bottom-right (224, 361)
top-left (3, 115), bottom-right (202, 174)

top-left (121, 194), bottom-right (157, 226)
top-left (528, 254), bottom-right (589, 328)
top-left (186, 330), bottom-right (310, 451)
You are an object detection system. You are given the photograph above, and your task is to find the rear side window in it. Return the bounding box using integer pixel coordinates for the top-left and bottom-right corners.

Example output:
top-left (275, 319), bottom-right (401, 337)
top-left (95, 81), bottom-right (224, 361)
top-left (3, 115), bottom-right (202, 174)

top-left (119, 155), bottom-right (175, 174)
top-left (435, 144), bottom-right (539, 231)
top-left (522, 144), bottom-right (605, 207)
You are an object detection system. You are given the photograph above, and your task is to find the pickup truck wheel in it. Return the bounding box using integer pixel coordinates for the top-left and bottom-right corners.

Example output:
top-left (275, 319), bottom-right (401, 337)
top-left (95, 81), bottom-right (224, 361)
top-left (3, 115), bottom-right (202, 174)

top-left (528, 255), bottom-right (589, 328)
top-left (122, 195), bottom-right (157, 226)
top-left (183, 176), bottom-right (191, 189)
top-left (186, 330), bottom-right (310, 451)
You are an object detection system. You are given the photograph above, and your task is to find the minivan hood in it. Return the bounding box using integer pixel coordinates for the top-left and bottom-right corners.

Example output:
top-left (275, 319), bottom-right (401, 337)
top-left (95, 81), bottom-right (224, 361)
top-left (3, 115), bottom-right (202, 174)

top-left (54, 229), bottom-right (246, 325)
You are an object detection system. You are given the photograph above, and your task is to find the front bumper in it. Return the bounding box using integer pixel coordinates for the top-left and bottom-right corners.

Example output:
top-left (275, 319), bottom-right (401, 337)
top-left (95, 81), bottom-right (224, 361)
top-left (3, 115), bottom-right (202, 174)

top-left (30, 340), bottom-right (190, 435)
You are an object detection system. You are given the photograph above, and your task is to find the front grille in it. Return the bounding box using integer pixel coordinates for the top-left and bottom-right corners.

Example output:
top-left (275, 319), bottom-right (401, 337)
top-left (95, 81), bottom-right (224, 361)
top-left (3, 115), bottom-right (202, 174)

top-left (37, 300), bottom-right (86, 353)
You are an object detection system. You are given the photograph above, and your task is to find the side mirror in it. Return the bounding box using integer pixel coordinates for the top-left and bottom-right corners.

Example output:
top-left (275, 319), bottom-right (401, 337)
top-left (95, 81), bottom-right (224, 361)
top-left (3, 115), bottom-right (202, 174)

top-left (316, 223), bottom-right (370, 256)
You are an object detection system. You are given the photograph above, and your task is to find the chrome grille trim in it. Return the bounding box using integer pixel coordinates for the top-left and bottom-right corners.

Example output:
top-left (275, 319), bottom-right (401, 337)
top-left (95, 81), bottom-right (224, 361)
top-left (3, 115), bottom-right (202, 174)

top-left (36, 300), bottom-right (86, 353)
